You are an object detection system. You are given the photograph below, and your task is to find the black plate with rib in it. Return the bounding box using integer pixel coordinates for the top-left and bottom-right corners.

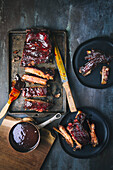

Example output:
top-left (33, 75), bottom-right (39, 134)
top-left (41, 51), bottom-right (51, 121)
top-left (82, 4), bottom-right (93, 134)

top-left (59, 107), bottom-right (109, 158)
top-left (73, 37), bottom-right (113, 88)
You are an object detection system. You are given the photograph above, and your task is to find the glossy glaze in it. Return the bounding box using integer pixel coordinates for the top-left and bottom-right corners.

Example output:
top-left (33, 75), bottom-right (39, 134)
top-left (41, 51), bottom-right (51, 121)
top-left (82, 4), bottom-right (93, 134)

top-left (21, 30), bottom-right (52, 66)
top-left (9, 122), bottom-right (39, 152)
top-left (22, 86), bottom-right (47, 97)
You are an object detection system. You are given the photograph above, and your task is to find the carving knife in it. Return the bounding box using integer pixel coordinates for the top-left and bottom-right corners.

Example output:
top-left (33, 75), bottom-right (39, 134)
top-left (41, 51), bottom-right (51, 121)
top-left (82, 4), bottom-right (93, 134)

top-left (54, 40), bottom-right (77, 112)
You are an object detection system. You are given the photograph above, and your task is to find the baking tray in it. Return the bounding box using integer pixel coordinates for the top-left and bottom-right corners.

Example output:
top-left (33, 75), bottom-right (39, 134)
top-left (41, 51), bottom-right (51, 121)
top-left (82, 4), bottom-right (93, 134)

top-left (8, 29), bottom-right (67, 117)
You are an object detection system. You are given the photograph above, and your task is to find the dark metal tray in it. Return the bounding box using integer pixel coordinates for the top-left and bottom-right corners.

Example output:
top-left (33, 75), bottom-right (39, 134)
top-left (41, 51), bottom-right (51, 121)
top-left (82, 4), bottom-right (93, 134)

top-left (8, 29), bottom-right (67, 117)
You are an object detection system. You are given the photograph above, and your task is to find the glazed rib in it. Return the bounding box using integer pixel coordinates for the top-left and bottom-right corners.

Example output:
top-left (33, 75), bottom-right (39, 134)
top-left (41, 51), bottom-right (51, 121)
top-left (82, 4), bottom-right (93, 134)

top-left (21, 29), bottom-right (53, 66)
top-left (79, 49), bottom-right (113, 76)
top-left (24, 99), bottom-right (51, 112)
top-left (87, 122), bottom-right (98, 147)
top-left (101, 66), bottom-right (109, 84)
top-left (25, 67), bottom-right (55, 80)
top-left (22, 75), bottom-right (47, 85)
top-left (22, 86), bottom-right (47, 98)
top-left (67, 111), bottom-right (90, 146)
top-left (58, 125), bottom-right (74, 147)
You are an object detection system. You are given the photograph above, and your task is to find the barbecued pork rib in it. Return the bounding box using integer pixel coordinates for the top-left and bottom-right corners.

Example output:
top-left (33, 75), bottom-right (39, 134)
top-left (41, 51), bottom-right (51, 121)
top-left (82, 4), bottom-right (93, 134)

top-left (79, 49), bottom-right (113, 76)
top-left (58, 125), bottom-right (74, 147)
top-left (101, 66), bottom-right (109, 84)
top-left (67, 111), bottom-right (90, 147)
top-left (22, 74), bottom-right (47, 85)
top-left (87, 121), bottom-right (98, 147)
top-left (24, 99), bottom-right (51, 112)
top-left (25, 67), bottom-right (55, 80)
top-left (21, 29), bottom-right (53, 67)
top-left (22, 86), bottom-right (47, 98)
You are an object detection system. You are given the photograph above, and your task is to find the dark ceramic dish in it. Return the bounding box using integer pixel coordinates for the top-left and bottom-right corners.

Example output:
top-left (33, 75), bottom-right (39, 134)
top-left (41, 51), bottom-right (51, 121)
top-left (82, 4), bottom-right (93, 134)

top-left (73, 37), bottom-right (113, 89)
top-left (59, 107), bottom-right (109, 158)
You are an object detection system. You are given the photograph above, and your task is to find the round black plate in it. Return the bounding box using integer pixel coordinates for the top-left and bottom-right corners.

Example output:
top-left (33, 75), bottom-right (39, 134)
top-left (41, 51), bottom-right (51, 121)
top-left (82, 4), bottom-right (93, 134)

top-left (73, 37), bottom-right (113, 88)
top-left (59, 107), bottom-right (109, 158)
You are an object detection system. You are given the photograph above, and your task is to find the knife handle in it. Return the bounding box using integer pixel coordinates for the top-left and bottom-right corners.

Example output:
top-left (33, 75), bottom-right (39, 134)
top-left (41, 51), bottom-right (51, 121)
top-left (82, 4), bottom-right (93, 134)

top-left (63, 81), bottom-right (77, 112)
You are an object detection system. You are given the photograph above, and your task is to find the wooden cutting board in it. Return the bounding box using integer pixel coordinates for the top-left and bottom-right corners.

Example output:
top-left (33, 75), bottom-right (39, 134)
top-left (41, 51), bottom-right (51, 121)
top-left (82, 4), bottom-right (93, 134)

top-left (0, 117), bottom-right (55, 170)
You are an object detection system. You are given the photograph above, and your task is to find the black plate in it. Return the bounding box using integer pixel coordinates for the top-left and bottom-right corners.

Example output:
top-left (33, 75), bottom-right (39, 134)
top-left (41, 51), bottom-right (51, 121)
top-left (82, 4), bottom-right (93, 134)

top-left (59, 107), bottom-right (109, 158)
top-left (73, 37), bottom-right (113, 88)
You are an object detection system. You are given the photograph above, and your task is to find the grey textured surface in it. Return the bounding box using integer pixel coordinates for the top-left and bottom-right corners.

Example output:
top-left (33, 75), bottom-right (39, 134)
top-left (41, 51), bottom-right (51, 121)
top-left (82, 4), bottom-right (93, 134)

top-left (0, 0), bottom-right (113, 169)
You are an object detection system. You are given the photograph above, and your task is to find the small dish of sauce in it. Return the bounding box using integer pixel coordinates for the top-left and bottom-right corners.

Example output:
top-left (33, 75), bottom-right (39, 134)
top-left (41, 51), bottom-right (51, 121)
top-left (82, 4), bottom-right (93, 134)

top-left (9, 122), bottom-right (40, 153)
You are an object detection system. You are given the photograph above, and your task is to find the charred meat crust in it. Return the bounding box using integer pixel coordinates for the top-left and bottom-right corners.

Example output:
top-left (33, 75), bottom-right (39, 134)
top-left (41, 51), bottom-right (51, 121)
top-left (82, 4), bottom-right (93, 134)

top-left (13, 74), bottom-right (25, 90)
top-left (67, 121), bottom-right (90, 146)
top-left (22, 86), bottom-right (47, 98)
top-left (25, 67), bottom-right (55, 80)
top-left (21, 29), bottom-right (53, 66)
top-left (79, 49), bottom-right (113, 76)
top-left (22, 74), bottom-right (47, 85)
top-left (24, 99), bottom-right (51, 112)
top-left (67, 111), bottom-right (90, 146)
top-left (53, 111), bottom-right (98, 149)
top-left (67, 111), bottom-right (98, 148)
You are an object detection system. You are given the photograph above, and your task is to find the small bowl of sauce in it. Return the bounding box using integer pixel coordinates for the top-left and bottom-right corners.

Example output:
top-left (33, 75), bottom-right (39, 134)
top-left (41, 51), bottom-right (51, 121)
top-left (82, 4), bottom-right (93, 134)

top-left (9, 113), bottom-right (61, 152)
top-left (9, 122), bottom-right (40, 153)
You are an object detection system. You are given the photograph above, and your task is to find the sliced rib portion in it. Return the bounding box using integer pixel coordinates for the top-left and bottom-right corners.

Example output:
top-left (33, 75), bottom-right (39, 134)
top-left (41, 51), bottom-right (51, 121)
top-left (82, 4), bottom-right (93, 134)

top-left (24, 99), bottom-right (51, 112)
top-left (59, 125), bottom-right (74, 147)
top-left (21, 29), bottom-right (53, 67)
top-left (101, 66), bottom-right (109, 84)
top-left (22, 74), bottom-right (47, 85)
top-left (87, 121), bottom-right (98, 147)
top-left (90, 123), bottom-right (98, 147)
top-left (53, 126), bottom-right (74, 147)
top-left (79, 49), bottom-right (113, 76)
top-left (67, 111), bottom-right (90, 148)
top-left (22, 86), bottom-right (47, 98)
top-left (25, 67), bottom-right (55, 80)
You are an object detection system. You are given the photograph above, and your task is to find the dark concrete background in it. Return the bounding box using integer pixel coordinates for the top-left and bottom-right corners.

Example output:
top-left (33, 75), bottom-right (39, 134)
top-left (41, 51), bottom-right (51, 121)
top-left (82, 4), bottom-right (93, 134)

top-left (0, 0), bottom-right (113, 169)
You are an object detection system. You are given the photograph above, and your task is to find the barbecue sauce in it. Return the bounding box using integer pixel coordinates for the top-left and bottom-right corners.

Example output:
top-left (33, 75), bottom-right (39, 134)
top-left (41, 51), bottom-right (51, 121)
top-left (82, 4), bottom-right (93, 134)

top-left (8, 74), bottom-right (25, 104)
top-left (24, 99), bottom-right (51, 112)
top-left (22, 86), bottom-right (47, 98)
top-left (8, 88), bottom-right (20, 103)
top-left (9, 122), bottom-right (39, 152)
top-left (21, 30), bottom-right (53, 66)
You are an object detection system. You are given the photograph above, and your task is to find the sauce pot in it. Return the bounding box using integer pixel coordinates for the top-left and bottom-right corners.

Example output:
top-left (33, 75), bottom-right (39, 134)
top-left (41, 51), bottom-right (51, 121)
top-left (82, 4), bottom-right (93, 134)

top-left (9, 113), bottom-right (61, 153)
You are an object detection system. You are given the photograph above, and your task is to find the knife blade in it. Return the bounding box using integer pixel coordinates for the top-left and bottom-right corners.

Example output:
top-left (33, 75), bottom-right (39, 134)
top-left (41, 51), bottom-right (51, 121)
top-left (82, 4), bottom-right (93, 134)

top-left (54, 45), bottom-right (67, 83)
top-left (54, 40), bottom-right (77, 112)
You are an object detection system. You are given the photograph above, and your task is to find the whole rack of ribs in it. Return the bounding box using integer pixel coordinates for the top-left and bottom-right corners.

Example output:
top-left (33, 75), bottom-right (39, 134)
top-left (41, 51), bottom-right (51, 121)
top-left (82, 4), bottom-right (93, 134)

top-left (79, 49), bottom-right (113, 76)
top-left (21, 29), bottom-right (53, 67)
top-left (24, 99), bottom-right (51, 112)
top-left (25, 67), bottom-right (55, 80)
top-left (22, 86), bottom-right (47, 98)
